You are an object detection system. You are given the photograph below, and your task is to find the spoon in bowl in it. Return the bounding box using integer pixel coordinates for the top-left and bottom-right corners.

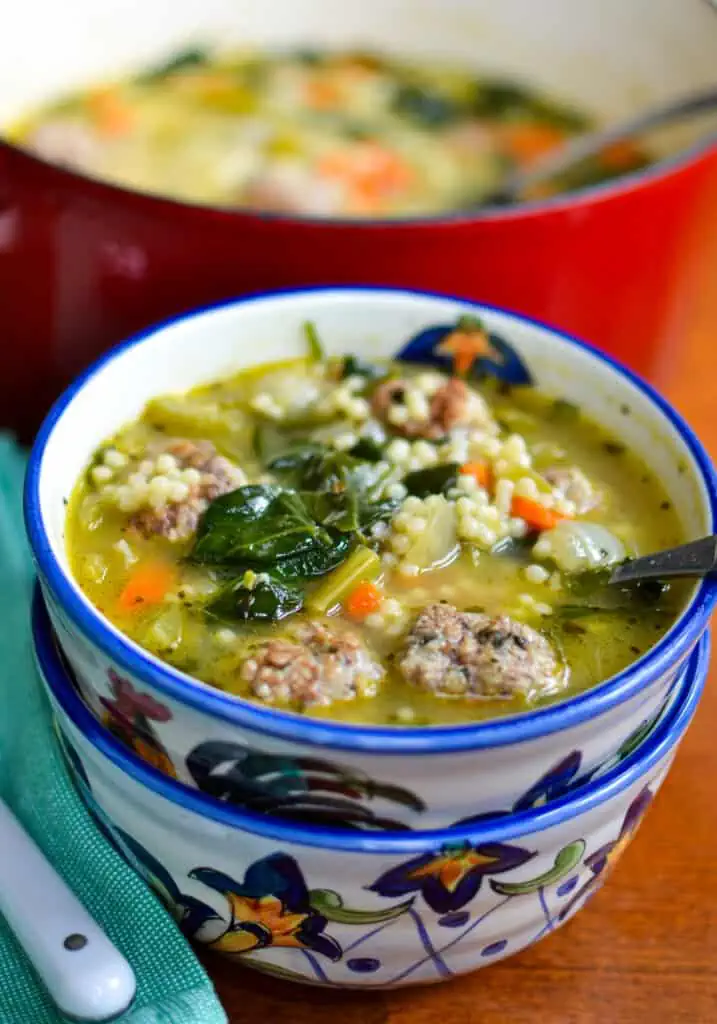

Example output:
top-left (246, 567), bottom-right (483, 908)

top-left (486, 86), bottom-right (717, 205)
top-left (609, 535), bottom-right (717, 586)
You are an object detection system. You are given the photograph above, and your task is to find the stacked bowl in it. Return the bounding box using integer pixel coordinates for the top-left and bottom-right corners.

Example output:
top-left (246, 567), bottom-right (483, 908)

top-left (25, 288), bottom-right (717, 987)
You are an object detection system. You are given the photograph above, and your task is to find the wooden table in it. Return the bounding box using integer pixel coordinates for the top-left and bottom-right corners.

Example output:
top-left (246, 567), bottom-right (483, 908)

top-left (199, 258), bottom-right (717, 1024)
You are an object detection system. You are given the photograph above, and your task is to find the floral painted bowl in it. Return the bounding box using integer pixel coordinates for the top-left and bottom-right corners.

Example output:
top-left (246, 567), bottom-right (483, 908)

top-left (34, 588), bottom-right (708, 988)
top-left (24, 287), bottom-right (717, 829)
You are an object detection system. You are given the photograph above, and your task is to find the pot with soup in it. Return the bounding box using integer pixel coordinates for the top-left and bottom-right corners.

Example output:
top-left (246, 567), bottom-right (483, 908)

top-left (2, 0), bottom-right (717, 443)
top-left (25, 288), bottom-right (717, 829)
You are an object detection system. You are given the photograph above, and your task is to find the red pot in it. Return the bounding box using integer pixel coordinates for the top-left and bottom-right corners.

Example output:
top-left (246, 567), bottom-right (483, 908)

top-left (2, 0), bottom-right (717, 441)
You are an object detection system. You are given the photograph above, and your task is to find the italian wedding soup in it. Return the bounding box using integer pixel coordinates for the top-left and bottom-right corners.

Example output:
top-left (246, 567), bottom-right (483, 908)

top-left (66, 319), bottom-right (688, 726)
top-left (11, 47), bottom-right (648, 216)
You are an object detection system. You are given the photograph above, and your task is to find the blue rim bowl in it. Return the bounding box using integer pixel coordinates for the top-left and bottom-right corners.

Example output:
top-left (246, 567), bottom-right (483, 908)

top-left (24, 285), bottom-right (717, 756)
top-left (34, 586), bottom-right (709, 852)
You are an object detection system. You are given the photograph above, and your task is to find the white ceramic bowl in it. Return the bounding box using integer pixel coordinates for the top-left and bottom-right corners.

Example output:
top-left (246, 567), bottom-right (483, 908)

top-left (24, 287), bottom-right (717, 829)
top-left (34, 590), bottom-right (708, 988)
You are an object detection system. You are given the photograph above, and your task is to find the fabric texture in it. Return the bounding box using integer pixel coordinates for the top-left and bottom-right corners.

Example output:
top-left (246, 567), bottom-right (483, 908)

top-left (0, 436), bottom-right (227, 1024)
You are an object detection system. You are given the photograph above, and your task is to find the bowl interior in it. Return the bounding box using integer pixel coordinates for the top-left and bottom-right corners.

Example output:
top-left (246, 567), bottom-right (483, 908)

top-left (2, 0), bottom-right (717, 140)
top-left (31, 287), bottom-right (715, 683)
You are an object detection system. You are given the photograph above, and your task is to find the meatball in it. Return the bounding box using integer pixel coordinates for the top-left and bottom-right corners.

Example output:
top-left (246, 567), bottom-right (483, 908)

top-left (544, 466), bottom-right (599, 514)
top-left (399, 604), bottom-right (561, 700)
top-left (241, 622), bottom-right (384, 709)
top-left (130, 439), bottom-right (246, 542)
top-left (371, 377), bottom-right (483, 440)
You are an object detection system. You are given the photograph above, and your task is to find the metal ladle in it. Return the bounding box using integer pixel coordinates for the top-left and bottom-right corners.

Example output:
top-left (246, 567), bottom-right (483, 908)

top-left (487, 87), bottom-right (717, 205)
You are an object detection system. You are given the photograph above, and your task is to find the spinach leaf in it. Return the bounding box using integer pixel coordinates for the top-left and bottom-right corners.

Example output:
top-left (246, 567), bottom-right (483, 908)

top-left (208, 577), bottom-right (304, 622)
top-left (138, 47), bottom-right (209, 83)
top-left (269, 532), bottom-right (353, 580)
top-left (340, 355), bottom-right (387, 383)
top-left (349, 437), bottom-right (385, 462)
top-left (560, 571), bottom-right (670, 617)
top-left (393, 84), bottom-right (463, 126)
top-left (271, 446), bottom-right (388, 503)
top-left (190, 486), bottom-right (328, 565)
top-left (268, 444), bottom-right (326, 481)
top-left (404, 463), bottom-right (460, 498)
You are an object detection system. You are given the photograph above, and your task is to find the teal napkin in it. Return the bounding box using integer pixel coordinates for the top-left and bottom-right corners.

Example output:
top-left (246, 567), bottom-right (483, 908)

top-left (0, 436), bottom-right (228, 1024)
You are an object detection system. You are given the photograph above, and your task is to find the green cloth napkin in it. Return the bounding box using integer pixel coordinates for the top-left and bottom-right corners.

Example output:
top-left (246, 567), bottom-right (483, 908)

top-left (0, 436), bottom-right (228, 1024)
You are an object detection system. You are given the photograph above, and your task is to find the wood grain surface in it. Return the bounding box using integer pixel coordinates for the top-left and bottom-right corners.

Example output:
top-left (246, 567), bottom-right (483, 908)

top-left (198, 251), bottom-right (717, 1024)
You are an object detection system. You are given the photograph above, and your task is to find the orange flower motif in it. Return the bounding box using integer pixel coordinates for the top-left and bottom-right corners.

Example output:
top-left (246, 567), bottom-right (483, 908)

top-left (211, 894), bottom-right (310, 954)
top-left (436, 326), bottom-right (493, 376)
top-left (370, 840), bottom-right (535, 913)
top-left (408, 849), bottom-right (498, 893)
top-left (190, 857), bottom-right (342, 961)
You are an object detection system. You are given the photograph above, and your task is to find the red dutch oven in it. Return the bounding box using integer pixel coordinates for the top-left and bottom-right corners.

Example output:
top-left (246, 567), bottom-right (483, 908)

top-left (1, 0), bottom-right (716, 441)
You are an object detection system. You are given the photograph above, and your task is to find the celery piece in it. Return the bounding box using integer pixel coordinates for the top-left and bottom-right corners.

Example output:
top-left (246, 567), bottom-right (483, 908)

top-left (304, 321), bottom-right (325, 363)
top-left (306, 545), bottom-right (381, 614)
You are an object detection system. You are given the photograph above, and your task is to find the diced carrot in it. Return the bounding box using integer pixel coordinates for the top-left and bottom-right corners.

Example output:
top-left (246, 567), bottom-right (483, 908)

top-left (318, 142), bottom-right (414, 202)
top-left (460, 461), bottom-right (491, 489)
top-left (511, 496), bottom-right (571, 532)
top-left (305, 78), bottom-right (343, 110)
top-left (601, 139), bottom-right (644, 172)
top-left (344, 581), bottom-right (383, 621)
top-left (118, 563), bottom-right (176, 612)
top-left (503, 122), bottom-right (566, 166)
top-left (87, 88), bottom-right (135, 137)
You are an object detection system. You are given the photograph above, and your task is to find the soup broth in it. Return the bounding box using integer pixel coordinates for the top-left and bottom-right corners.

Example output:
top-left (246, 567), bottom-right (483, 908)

top-left (66, 321), bottom-right (687, 726)
top-left (12, 47), bottom-right (648, 217)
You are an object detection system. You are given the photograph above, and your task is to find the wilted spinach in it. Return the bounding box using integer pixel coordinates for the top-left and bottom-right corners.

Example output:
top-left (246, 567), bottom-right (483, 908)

top-left (138, 47), bottom-right (209, 83)
top-left (208, 577), bottom-right (304, 622)
top-left (403, 462), bottom-right (460, 498)
top-left (340, 355), bottom-right (388, 383)
top-left (191, 486), bottom-right (330, 566)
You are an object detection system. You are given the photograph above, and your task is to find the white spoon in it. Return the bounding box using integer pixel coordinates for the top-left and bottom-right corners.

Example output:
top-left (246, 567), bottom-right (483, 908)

top-left (0, 797), bottom-right (136, 1021)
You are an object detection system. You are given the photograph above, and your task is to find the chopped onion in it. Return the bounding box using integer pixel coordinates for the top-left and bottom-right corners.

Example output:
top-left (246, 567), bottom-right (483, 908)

top-left (541, 520), bottom-right (625, 573)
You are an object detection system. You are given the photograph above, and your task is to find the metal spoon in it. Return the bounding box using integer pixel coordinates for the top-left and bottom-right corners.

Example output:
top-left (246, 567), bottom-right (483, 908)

top-left (487, 86), bottom-right (717, 205)
top-left (610, 535), bottom-right (717, 586)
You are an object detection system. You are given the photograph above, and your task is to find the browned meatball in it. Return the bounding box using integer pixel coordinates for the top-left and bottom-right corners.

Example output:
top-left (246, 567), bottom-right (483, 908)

top-left (241, 622), bottom-right (384, 709)
top-left (371, 378), bottom-right (471, 440)
top-left (399, 604), bottom-right (562, 700)
top-left (130, 439), bottom-right (246, 542)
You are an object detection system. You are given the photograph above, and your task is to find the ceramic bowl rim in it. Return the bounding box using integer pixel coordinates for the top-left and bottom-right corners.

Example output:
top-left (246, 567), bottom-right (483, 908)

top-left (34, 586), bottom-right (708, 853)
top-left (24, 284), bottom-right (717, 755)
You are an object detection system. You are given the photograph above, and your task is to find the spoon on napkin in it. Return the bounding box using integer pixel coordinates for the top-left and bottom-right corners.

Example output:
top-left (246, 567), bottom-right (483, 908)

top-left (486, 86), bottom-right (717, 205)
top-left (0, 796), bottom-right (136, 1021)
top-left (610, 535), bottom-right (717, 586)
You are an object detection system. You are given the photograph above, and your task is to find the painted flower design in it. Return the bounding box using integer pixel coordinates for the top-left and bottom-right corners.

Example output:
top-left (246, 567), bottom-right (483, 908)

top-left (190, 855), bottom-right (342, 961)
top-left (453, 751), bottom-right (584, 827)
top-left (369, 840), bottom-right (535, 914)
top-left (100, 669), bottom-right (176, 777)
top-left (558, 786), bottom-right (653, 921)
top-left (513, 751), bottom-right (583, 812)
top-left (398, 316), bottom-right (533, 386)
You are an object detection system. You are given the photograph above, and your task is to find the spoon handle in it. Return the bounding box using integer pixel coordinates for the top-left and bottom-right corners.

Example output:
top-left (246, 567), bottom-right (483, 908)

top-left (610, 535), bottom-right (717, 585)
top-left (493, 86), bottom-right (717, 202)
top-left (0, 797), bottom-right (136, 1022)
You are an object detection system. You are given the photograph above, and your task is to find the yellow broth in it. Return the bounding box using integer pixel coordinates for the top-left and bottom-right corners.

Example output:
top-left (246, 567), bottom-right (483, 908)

top-left (66, 348), bottom-right (687, 726)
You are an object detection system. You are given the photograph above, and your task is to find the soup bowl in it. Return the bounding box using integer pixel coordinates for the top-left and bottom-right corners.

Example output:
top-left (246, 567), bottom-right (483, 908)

top-left (2, 0), bottom-right (717, 441)
top-left (23, 287), bottom-right (717, 829)
top-left (34, 588), bottom-right (709, 988)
